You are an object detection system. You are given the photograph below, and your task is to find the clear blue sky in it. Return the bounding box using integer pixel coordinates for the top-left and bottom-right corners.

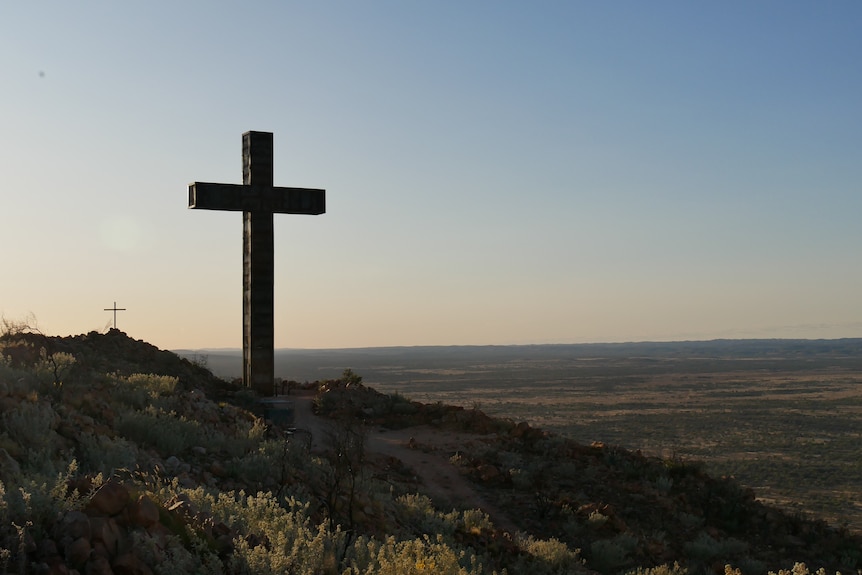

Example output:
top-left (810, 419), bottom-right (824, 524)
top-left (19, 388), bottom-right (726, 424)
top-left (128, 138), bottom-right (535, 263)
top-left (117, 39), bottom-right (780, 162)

top-left (2, 2), bottom-right (861, 349)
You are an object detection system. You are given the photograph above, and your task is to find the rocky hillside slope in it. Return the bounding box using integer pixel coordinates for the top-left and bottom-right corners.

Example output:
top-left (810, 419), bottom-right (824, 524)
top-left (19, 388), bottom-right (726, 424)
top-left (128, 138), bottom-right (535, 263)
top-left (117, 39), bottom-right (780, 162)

top-left (0, 328), bottom-right (860, 575)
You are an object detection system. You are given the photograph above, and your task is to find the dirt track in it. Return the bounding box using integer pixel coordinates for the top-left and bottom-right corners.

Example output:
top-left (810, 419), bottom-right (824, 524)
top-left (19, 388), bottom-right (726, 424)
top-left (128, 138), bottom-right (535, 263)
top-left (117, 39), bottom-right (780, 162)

top-left (290, 391), bottom-right (519, 533)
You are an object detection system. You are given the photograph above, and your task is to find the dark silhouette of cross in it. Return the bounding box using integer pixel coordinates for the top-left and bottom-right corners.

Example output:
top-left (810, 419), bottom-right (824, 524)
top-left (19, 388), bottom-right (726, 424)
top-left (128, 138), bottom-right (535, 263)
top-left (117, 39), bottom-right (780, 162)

top-left (103, 301), bottom-right (126, 329)
top-left (189, 131), bottom-right (325, 395)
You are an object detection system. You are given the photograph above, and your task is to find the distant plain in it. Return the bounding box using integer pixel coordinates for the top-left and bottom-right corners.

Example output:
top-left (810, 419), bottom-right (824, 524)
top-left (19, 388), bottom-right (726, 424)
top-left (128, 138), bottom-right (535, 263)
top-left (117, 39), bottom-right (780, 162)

top-left (178, 339), bottom-right (862, 531)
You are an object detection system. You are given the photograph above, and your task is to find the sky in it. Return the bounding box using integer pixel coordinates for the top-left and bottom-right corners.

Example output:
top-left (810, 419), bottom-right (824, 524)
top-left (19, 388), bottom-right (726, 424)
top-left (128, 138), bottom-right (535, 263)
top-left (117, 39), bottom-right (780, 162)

top-left (1, 2), bottom-right (861, 350)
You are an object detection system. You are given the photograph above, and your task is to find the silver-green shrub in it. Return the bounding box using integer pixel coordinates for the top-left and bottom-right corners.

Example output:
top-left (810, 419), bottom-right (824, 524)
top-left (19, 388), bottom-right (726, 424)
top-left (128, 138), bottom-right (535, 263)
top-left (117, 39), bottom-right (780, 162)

top-left (112, 373), bottom-right (180, 411)
top-left (511, 534), bottom-right (583, 575)
top-left (180, 487), bottom-right (347, 575)
top-left (79, 433), bottom-right (139, 474)
top-left (625, 562), bottom-right (688, 575)
top-left (392, 493), bottom-right (460, 537)
top-left (683, 532), bottom-right (747, 561)
top-left (117, 406), bottom-right (203, 455)
top-left (590, 533), bottom-right (638, 573)
top-left (348, 534), bottom-right (485, 575)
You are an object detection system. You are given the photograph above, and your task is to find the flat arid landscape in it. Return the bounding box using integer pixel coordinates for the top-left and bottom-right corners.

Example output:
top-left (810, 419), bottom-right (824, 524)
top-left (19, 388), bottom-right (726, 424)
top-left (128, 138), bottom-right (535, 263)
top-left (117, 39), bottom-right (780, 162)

top-left (189, 339), bottom-right (862, 531)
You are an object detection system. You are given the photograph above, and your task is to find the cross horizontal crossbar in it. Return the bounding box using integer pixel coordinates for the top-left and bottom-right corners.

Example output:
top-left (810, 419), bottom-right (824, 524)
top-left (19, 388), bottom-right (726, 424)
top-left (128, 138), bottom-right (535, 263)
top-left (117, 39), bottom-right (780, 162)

top-left (189, 182), bottom-right (325, 215)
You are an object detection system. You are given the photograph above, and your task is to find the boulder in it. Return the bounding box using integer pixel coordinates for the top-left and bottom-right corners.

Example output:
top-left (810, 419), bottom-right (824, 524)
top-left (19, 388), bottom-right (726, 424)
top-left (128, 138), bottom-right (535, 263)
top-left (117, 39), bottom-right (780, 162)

top-left (112, 553), bottom-right (153, 575)
top-left (64, 537), bottom-right (91, 568)
top-left (87, 480), bottom-right (130, 517)
top-left (477, 464), bottom-right (501, 483)
top-left (127, 495), bottom-right (159, 529)
top-left (0, 448), bottom-right (21, 482)
top-left (59, 511), bottom-right (91, 540)
top-left (89, 517), bottom-right (124, 558)
top-left (85, 555), bottom-right (114, 575)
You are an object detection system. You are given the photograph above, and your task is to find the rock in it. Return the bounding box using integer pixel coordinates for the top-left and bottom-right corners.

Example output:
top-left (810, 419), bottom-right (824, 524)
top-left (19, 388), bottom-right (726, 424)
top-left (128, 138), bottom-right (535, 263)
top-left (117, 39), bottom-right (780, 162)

top-left (209, 461), bottom-right (227, 477)
top-left (0, 448), bottom-right (21, 481)
top-left (59, 511), bottom-right (91, 540)
top-left (145, 523), bottom-right (171, 554)
top-left (202, 471), bottom-right (216, 486)
top-left (39, 539), bottom-right (59, 560)
top-left (85, 555), bottom-right (113, 575)
top-left (46, 559), bottom-right (71, 575)
top-left (477, 464), bottom-right (501, 483)
top-left (91, 541), bottom-right (109, 560)
top-left (214, 534), bottom-right (234, 555)
top-left (67, 476), bottom-right (94, 499)
top-left (89, 517), bottom-right (123, 558)
top-left (112, 553), bottom-right (153, 575)
top-left (211, 521), bottom-right (231, 537)
top-left (191, 446), bottom-right (207, 456)
top-left (64, 537), bottom-right (91, 568)
top-left (24, 529), bottom-right (38, 553)
top-left (87, 480), bottom-right (130, 516)
top-left (0, 447), bottom-right (21, 474)
top-left (127, 495), bottom-right (159, 529)
top-left (509, 422), bottom-right (530, 439)
top-left (393, 402), bottom-right (417, 415)
top-left (177, 474), bottom-right (197, 489)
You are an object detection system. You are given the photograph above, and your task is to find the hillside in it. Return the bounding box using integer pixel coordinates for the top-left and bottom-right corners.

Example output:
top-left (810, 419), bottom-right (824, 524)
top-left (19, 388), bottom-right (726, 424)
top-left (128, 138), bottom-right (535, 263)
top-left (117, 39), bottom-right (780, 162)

top-left (1, 328), bottom-right (860, 574)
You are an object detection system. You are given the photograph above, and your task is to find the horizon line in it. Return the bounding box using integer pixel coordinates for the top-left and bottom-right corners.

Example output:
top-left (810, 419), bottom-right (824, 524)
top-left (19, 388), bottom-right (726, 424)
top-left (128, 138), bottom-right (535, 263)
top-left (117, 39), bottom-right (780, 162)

top-left (170, 335), bottom-right (862, 353)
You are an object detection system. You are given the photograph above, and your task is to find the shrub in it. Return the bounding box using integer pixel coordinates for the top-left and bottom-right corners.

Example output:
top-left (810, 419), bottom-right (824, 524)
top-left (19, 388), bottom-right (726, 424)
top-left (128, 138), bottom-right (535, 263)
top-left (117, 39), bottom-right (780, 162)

top-left (509, 467), bottom-right (533, 490)
top-left (131, 528), bottom-right (224, 575)
top-left (393, 493), bottom-right (460, 537)
top-left (226, 439), bottom-right (295, 488)
top-left (112, 373), bottom-right (180, 411)
top-left (181, 488), bottom-right (348, 575)
top-left (590, 533), bottom-right (638, 573)
top-left (653, 474), bottom-right (674, 493)
top-left (683, 532), bottom-right (747, 561)
top-left (513, 534), bottom-right (583, 574)
top-left (78, 433), bottom-right (139, 474)
top-left (626, 562), bottom-right (688, 575)
top-left (34, 349), bottom-right (76, 391)
top-left (349, 534), bottom-right (484, 575)
top-left (117, 406), bottom-right (203, 455)
top-left (0, 459), bottom-right (89, 560)
top-left (0, 399), bottom-right (62, 473)
top-left (462, 508), bottom-right (493, 534)
top-left (587, 509), bottom-right (609, 527)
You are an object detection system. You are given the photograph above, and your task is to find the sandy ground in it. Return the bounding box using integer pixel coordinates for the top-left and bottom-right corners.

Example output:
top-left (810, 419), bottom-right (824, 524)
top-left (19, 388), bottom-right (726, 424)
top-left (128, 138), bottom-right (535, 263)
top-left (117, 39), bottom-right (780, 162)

top-left (289, 390), bottom-right (519, 533)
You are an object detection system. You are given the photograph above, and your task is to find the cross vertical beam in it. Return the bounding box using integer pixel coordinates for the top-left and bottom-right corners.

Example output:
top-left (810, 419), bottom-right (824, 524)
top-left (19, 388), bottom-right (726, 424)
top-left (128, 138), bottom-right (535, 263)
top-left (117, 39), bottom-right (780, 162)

top-left (188, 131), bottom-right (325, 396)
top-left (243, 132), bottom-right (275, 393)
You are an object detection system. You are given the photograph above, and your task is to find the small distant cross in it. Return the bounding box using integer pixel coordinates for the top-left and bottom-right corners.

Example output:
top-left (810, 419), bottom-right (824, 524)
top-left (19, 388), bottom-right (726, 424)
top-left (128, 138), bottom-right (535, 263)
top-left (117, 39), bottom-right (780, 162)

top-left (103, 301), bottom-right (126, 329)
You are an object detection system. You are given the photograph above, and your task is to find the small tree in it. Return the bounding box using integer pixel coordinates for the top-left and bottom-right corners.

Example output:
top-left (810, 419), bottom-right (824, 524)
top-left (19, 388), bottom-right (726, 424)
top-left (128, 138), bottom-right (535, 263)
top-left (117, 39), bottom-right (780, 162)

top-left (321, 416), bottom-right (367, 536)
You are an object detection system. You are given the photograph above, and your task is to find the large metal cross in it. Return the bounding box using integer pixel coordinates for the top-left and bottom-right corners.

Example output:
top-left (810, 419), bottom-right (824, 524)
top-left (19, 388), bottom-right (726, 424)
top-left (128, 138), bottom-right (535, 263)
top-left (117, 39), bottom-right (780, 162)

top-left (189, 131), bottom-right (325, 395)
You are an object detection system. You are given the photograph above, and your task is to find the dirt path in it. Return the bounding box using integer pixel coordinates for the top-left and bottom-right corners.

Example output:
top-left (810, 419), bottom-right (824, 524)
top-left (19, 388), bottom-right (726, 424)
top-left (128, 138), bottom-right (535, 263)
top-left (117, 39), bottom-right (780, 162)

top-left (289, 391), bottom-right (519, 533)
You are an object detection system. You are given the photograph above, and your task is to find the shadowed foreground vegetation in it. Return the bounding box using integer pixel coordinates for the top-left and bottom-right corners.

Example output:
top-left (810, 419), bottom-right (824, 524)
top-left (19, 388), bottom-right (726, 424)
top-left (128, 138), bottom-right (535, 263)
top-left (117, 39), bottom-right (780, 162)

top-left (2, 327), bottom-right (862, 574)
